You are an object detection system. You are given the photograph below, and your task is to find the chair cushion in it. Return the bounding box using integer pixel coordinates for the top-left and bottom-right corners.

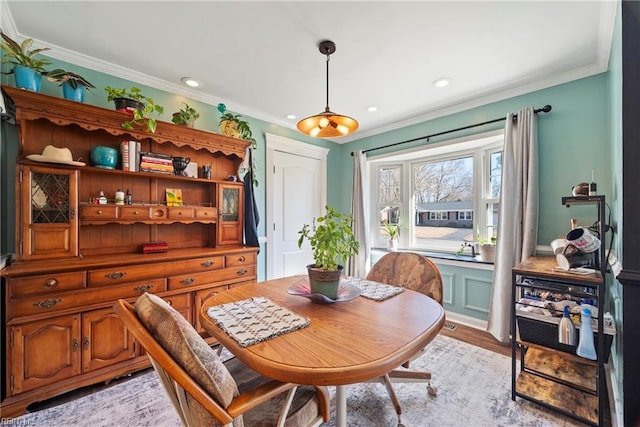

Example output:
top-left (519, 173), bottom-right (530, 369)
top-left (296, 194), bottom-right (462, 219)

top-left (226, 357), bottom-right (321, 427)
top-left (135, 293), bottom-right (240, 425)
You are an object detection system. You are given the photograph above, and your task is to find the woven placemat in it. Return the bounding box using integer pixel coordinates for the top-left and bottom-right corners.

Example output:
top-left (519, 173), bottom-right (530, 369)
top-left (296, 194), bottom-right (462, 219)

top-left (205, 297), bottom-right (310, 347)
top-left (344, 277), bottom-right (405, 301)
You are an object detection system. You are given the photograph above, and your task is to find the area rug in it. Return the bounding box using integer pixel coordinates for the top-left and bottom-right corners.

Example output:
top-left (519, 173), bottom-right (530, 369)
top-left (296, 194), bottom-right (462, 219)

top-left (12, 335), bottom-right (583, 427)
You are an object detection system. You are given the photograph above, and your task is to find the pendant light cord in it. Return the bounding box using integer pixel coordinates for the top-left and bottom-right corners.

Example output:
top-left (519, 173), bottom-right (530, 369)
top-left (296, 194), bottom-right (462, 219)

top-left (325, 53), bottom-right (331, 113)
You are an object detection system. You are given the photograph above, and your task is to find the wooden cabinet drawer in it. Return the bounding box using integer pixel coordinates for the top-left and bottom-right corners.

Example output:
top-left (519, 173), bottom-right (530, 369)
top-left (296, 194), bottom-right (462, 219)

top-left (10, 271), bottom-right (86, 298)
top-left (168, 265), bottom-right (256, 291)
top-left (176, 256), bottom-right (224, 273)
top-left (150, 207), bottom-right (168, 220)
top-left (226, 253), bottom-right (256, 267)
top-left (88, 263), bottom-right (171, 286)
top-left (194, 207), bottom-right (217, 220)
top-left (167, 207), bottom-right (194, 219)
top-left (118, 206), bottom-right (151, 220)
top-left (163, 293), bottom-right (192, 324)
top-left (80, 205), bottom-right (118, 220)
top-left (9, 278), bottom-right (167, 319)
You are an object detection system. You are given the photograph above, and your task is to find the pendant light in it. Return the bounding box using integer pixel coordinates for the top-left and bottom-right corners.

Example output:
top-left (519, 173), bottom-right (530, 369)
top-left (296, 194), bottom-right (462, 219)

top-left (297, 40), bottom-right (358, 138)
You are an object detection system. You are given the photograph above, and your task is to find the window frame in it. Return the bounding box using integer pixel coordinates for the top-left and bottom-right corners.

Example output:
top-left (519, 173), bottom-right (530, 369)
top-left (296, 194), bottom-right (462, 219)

top-left (368, 130), bottom-right (503, 253)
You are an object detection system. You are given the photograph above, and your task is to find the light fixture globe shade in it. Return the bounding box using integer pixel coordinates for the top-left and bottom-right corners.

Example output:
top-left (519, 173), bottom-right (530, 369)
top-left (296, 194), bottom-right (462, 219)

top-left (297, 111), bottom-right (359, 138)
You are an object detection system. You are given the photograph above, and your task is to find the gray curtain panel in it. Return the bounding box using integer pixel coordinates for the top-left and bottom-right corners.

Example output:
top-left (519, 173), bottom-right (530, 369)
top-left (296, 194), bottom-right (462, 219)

top-left (487, 108), bottom-right (538, 343)
top-left (348, 150), bottom-right (370, 278)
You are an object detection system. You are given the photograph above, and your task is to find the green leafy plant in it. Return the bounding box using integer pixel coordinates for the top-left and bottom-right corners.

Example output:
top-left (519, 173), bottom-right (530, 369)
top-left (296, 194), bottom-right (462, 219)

top-left (219, 112), bottom-right (257, 149)
top-left (381, 221), bottom-right (400, 240)
top-left (171, 102), bottom-right (200, 126)
top-left (46, 68), bottom-right (95, 90)
top-left (0, 33), bottom-right (51, 72)
top-left (298, 206), bottom-right (359, 271)
top-left (104, 86), bottom-right (164, 133)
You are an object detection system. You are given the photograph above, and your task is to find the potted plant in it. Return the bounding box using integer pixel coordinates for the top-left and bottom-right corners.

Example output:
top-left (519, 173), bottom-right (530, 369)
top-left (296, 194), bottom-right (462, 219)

top-left (0, 33), bottom-right (51, 92)
top-left (217, 103), bottom-right (257, 149)
top-left (475, 235), bottom-right (497, 262)
top-left (46, 68), bottom-right (95, 102)
top-left (171, 102), bottom-right (200, 128)
top-left (297, 206), bottom-right (359, 299)
top-left (381, 221), bottom-right (400, 251)
top-left (104, 86), bottom-right (164, 133)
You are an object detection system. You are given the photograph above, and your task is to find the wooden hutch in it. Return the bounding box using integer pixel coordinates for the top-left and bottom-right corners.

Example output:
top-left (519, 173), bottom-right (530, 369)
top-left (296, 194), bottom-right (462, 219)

top-left (0, 86), bottom-right (259, 417)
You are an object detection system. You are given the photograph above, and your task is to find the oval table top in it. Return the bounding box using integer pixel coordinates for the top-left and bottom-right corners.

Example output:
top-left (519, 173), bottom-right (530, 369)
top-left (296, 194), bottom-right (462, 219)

top-left (199, 275), bottom-right (445, 386)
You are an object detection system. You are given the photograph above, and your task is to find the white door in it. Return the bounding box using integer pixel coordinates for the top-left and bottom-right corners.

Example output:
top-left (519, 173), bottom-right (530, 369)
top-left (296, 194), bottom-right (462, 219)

top-left (266, 134), bottom-right (328, 279)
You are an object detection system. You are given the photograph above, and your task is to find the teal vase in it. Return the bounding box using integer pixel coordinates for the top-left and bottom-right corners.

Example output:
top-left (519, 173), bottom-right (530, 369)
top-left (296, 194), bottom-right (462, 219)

top-left (62, 82), bottom-right (86, 102)
top-left (13, 65), bottom-right (41, 92)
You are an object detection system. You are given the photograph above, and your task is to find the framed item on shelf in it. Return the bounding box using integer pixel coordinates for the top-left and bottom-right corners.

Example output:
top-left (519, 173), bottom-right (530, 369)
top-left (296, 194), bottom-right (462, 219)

top-left (166, 188), bottom-right (183, 206)
top-left (185, 161), bottom-right (198, 178)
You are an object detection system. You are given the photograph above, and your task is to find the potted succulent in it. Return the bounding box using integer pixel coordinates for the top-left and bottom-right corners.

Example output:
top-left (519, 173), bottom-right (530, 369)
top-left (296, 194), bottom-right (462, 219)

top-left (46, 68), bottom-right (95, 102)
top-left (381, 221), bottom-right (400, 251)
top-left (217, 103), bottom-right (257, 149)
top-left (0, 33), bottom-right (51, 92)
top-left (104, 86), bottom-right (164, 133)
top-left (297, 206), bottom-right (359, 299)
top-left (171, 102), bottom-right (200, 128)
top-left (475, 235), bottom-right (497, 262)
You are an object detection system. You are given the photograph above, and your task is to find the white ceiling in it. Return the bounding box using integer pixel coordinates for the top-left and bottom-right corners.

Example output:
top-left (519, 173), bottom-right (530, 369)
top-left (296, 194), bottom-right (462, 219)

top-left (1, 1), bottom-right (617, 143)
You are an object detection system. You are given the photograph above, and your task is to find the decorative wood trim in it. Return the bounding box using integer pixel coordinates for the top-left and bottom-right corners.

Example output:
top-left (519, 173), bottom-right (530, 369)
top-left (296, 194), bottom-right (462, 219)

top-left (2, 87), bottom-right (250, 159)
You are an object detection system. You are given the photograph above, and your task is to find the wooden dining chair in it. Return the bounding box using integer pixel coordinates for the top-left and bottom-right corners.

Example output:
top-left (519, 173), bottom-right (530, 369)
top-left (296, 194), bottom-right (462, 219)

top-left (365, 252), bottom-right (444, 426)
top-left (113, 293), bottom-right (330, 427)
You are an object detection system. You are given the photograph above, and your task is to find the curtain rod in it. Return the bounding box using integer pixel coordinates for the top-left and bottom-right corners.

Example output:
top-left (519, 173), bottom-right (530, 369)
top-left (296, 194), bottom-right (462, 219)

top-left (351, 104), bottom-right (552, 156)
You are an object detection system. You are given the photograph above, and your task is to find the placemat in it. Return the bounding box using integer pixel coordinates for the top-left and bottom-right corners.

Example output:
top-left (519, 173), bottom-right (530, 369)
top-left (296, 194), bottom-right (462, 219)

top-left (344, 277), bottom-right (405, 301)
top-left (206, 297), bottom-right (310, 347)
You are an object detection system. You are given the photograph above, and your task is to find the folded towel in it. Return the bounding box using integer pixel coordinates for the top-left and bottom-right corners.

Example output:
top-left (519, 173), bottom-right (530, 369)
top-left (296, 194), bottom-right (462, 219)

top-left (206, 297), bottom-right (310, 347)
top-left (344, 277), bottom-right (405, 301)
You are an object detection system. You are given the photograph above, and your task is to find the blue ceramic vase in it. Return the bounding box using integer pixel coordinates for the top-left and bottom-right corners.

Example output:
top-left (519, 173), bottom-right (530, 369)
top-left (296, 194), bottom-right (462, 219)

top-left (62, 82), bottom-right (86, 102)
top-left (14, 65), bottom-right (41, 92)
top-left (90, 146), bottom-right (118, 169)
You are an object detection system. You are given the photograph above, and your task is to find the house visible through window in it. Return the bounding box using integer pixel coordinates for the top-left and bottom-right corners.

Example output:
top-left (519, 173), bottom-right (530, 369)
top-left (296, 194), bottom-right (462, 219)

top-left (369, 130), bottom-right (503, 253)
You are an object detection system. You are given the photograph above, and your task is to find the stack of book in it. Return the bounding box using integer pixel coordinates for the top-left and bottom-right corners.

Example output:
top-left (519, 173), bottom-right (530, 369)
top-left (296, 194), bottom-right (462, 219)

top-left (120, 141), bottom-right (141, 172)
top-left (139, 152), bottom-right (174, 174)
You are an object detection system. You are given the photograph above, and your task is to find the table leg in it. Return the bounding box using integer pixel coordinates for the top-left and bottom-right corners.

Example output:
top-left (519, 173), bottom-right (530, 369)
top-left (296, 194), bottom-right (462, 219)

top-left (336, 385), bottom-right (347, 427)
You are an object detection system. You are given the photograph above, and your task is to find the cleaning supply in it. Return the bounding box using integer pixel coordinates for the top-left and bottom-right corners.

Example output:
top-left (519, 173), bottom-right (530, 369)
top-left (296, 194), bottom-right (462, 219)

top-left (558, 305), bottom-right (576, 345)
top-left (576, 307), bottom-right (597, 360)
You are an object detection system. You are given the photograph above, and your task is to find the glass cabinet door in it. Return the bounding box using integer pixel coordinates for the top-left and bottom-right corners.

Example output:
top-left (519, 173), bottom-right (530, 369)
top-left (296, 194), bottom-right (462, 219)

top-left (20, 164), bottom-right (78, 261)
top-left (217, 184), bottom-right (243, 246)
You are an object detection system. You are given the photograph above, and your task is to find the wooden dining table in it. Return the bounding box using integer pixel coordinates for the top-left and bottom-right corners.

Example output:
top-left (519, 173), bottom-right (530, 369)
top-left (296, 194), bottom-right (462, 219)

top-left (199, 275), bottom-right (445, 426)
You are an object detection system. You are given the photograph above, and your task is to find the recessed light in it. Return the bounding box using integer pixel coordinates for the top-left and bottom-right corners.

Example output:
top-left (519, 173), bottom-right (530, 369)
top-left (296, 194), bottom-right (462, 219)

top-left (433, 78), bottom-right (450, 88)
top-left (367, 106), bottom-right (377, 112)
top-left (180, 77), bottom-right (202, 88)
top-left (286, 114), bottom-right (296, 120)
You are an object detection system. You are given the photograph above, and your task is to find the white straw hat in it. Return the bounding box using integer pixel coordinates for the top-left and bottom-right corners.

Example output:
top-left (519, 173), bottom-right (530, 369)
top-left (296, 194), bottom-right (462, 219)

top-left (26, 145), bottom-right (85, 166)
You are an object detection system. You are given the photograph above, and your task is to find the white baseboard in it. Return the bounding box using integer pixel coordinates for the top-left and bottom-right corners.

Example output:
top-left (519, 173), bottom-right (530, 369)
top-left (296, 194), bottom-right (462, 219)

top-left (444, 311), bottom-right (488, 330)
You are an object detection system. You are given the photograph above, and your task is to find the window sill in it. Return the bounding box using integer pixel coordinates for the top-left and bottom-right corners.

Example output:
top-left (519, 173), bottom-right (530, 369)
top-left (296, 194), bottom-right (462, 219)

top-left (371, 248), bottom-right (494, 270)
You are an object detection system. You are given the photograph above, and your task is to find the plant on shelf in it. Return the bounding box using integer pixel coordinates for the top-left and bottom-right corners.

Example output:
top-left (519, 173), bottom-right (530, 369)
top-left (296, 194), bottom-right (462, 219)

top-left (297, 206), bottom-right (359, 300)
top-left (476, 234), bottom-right (497, 262)
top-left (171, 102), bottom-right (200, 127)
top-left (104, 86), bottom-right (164, 133)
top-left (381, 221), bottom-right (400, 251)
top-left (217, 103), bottom-right (257, 148)
top-left (0, 32), bottom-right (51, 92)
top-left (46, 68), bottom-right (96, 102)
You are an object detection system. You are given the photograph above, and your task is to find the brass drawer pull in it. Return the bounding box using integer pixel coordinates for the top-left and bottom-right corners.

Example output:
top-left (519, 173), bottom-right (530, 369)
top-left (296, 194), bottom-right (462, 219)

top-left (134, 211), bottom-right (139, 215)
top-left (72, 338), bottom-right (79, 352)
top-left (43, 278), bottom-right (58, 288)
top-left (201, 260), bottom-right (214, 268)
top-left (83, 336), bottom-right (90, 350)
top-left (238, 256), bottom-right (246, 262)
top-left (33, 298), bottom-right (62, 309)
top-left (181, 278), bottom-right (195, 285)
top-left (134, 284), bottom-right (154, 293)
top-left (105, 272), bottom-right (127, 280)
top-left (97, 210), bottom-right (103, 214)
top-left (237, 269), bottom-right (248, 275)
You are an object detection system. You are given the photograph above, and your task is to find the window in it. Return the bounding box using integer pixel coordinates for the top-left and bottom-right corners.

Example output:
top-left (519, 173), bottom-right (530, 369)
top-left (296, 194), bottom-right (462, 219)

top-left (369, 130), bottom-right (503, 253)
